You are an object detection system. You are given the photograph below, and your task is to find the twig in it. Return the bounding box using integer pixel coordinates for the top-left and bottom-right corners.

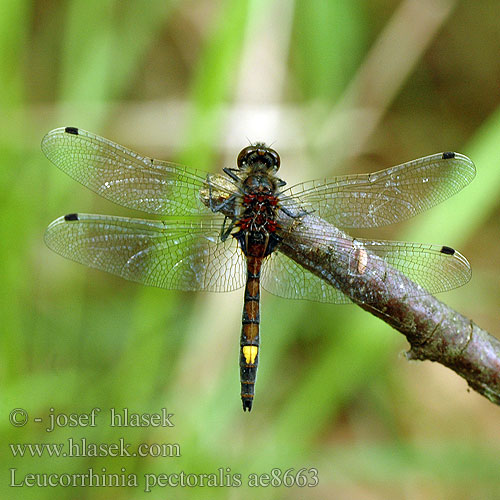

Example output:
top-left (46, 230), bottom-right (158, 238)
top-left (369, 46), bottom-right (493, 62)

top-left (276, 211), bottom-right (500, 406)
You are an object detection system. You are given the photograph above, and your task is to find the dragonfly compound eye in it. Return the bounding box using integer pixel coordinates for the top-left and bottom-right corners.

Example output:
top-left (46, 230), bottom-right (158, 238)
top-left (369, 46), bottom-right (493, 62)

top-left (237, 146), bottom-right (255, 168)
top-left (265, 148), bottom-right (280, 170)
top-left (237, 145), bottom-right (281, 171)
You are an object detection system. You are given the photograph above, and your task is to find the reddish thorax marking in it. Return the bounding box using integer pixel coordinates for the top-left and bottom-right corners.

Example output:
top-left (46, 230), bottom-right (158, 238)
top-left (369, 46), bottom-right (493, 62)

top-left (237, 192), bottom-right (280, 233)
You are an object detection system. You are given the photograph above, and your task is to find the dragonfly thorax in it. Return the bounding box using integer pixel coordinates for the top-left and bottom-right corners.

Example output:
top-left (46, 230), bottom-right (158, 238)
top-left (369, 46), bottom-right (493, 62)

top-left (242, 173), bottom-right (276, 193)
top-left (234, 170), bottom-right (282, 258)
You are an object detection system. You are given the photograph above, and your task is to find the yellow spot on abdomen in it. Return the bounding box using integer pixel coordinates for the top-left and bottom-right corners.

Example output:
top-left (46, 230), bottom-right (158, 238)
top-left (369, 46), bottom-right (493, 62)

top-left (242, 345), bottom-right (258, 364)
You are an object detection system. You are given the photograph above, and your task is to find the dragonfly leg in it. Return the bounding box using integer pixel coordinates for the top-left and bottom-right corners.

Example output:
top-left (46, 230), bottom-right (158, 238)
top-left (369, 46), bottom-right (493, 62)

top-left (223, 167), bottom-right (241, 183)
top-left (206, 177), bottom-right (238, 213)
top-left (280, 205), bottom-right (310, 219)
top-left (220, 216), bottom-right (236, 241)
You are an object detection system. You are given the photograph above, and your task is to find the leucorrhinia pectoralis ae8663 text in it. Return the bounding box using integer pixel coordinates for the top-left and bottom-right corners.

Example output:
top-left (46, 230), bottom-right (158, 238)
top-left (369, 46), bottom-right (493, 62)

top-left (43, 127), bottom-right (475, 411)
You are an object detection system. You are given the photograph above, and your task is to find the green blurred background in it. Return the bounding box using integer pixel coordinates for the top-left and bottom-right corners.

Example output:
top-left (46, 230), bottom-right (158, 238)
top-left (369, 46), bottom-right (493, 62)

top-left (2, 0), bottom-right (500, 498)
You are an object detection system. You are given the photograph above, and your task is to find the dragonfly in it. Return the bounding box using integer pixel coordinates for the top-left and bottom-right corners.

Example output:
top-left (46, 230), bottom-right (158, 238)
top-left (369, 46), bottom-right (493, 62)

top-left (43, 127), bottom-right (475, 411)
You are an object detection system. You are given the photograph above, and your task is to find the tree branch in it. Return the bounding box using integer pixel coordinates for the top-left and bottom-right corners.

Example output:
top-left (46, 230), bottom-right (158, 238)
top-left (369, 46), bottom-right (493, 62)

top-left (276, 211), bottom-right (500, 405)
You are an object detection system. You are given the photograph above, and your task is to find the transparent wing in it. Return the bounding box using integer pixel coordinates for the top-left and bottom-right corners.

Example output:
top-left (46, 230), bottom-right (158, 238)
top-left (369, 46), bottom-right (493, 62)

top-left (261, 251), bottom-right (350, 303)
top-left (262, 233), bottom-right (471, 304)
top-left (280, 153), bottom-right (475, 228)
top-left (44, 213), bottom-right (246, 292)
top-left (41, 127), bottom-right (237, 216)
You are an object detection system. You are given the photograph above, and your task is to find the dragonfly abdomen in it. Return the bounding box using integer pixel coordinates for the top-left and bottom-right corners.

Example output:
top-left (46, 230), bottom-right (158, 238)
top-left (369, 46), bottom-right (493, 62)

top-left (240, 254), bottom-right (263, 412)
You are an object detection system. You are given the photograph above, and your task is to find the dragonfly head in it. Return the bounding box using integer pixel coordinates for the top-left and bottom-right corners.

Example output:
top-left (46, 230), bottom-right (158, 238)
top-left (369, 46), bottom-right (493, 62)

top-left (237, 143), bottom-right (280, 172)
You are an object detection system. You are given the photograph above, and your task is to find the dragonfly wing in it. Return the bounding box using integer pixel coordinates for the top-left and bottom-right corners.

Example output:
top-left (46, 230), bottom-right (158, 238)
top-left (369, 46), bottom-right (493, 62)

top-left (354, 238), bottom-right (472, 294)
top-left (44, 213), bottom-right (246, 292)
top-left (42, 127), bottom-right (236, 216)
top-left (262, 232), bottom-right (471, 304)
top-left (280, 153), bottom-right (475, 228)
top-left (261, 251), bottom-right (351, 304)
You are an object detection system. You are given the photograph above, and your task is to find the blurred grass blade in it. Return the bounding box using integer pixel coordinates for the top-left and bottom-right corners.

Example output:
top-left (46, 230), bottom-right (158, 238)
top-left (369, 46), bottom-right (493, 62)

top-left (180, 0), bottom-right (251, 167)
